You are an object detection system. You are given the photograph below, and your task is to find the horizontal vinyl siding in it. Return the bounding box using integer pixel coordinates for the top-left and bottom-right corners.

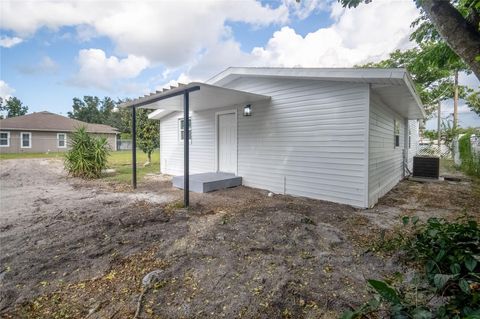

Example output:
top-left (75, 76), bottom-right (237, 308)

top-left (0, 131), bottom-right (116, 153)
top-left (160, 107), bottom-right (234, 175)
top-left (225, 78), bottom-right (369, 207)
top-left (368, 93), bottom-right (406, 207)
top-left (407, 120), bottom-right (419, 171)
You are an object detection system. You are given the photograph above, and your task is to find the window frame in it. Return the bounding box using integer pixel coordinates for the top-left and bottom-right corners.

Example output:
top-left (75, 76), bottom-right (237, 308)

top-left (394, 120), bottom-right (400, 148)
top-left (178, 117), bottom-right (192, 143)
top-left (20, 132), bottom-right (32, 149)
top-left (408, 128), bottom-right (411, 149)
top-left (0, 131), bottom-right (10, 147)
top-left (57, 133), bottom-right (67, 148)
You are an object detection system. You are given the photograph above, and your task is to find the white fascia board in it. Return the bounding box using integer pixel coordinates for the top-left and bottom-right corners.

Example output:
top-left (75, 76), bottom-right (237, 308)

top-left (148, 109), bottom-right (175, 120)
top-left (207, 67), bottom-right (408, 86)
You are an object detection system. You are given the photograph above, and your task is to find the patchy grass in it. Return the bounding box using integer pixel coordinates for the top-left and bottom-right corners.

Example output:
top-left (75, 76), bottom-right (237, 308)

top-left (0, 152), bottom-right (63, 160)
top-left (0, 150), bottom-right (160, 184)
top-left (103, 150), bottom-right (160, 184)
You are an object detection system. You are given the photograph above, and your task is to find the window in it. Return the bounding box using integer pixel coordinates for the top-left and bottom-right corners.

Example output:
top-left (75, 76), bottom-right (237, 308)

top-left (0, 132), bottom-right (10, 147)
top-left (394, 120), bottom-right (400, 147)
top-left (178, 118), bottom-right (192, 142)
top-left (408, 128), bottom-right (411, 149)
top-left (21, 132), bottom-right (31, 148)
top-left (57, 133), bottom-right (67, 148)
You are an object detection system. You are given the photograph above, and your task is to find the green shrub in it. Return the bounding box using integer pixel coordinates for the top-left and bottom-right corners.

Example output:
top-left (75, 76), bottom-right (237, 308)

top-left (342, 216), bottom-right (480, 319)
top-left (64, 127), bottom-right (110, 178)
top-left (459, 133), bottom-right (480, 177)
top-left (406, 216), bottom-right (480, 318)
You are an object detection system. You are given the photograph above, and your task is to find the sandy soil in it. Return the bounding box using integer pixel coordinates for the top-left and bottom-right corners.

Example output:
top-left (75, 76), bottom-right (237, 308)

top-left (0, 159), bottom-right (478, 318)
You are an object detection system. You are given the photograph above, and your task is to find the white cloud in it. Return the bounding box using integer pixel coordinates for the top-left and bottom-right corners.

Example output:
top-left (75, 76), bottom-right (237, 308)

top-left (70, 49), bottom-right (149, 90)
top-left (18, 56), bottom-right (58, 75)
top-left (251, 1), bottom-right (418, 67)
top-left (0, 80), bottom-right (15, 99)
top-left (163, 0), bottom-right (419, 86)
top-left (1, 0), bottom-right (423, 97)
top-left (285, 0), bottom-right (331, 19)
top-left (440, 99), bottom-right (475, 116)
top-left (187, 40), bottom-right (256, 80)
top-left (1, 0), bottom-right (288, 67)
top-left (0, 35), bottom-right (23, 48)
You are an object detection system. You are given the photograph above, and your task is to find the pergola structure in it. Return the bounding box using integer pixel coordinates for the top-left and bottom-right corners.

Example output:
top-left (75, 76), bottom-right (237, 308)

top-left (119, 82), bottom-right (270, 207)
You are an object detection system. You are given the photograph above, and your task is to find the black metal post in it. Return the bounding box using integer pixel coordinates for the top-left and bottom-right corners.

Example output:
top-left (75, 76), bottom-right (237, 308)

top-left (184, 92), bottom-right (189, 207)
top-left (132, 106), bottom-right (137, 189)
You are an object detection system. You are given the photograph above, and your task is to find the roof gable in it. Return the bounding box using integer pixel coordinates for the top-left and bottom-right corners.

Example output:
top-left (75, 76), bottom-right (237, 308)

top-left (0, 111), bottom-right (118, 134)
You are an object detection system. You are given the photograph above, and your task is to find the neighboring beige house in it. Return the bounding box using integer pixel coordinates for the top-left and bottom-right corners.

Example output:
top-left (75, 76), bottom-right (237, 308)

top-left (0, 111), bottom-right (118, 153)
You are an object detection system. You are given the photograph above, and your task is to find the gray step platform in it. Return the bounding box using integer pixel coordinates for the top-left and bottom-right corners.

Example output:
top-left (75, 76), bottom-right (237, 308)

top-left (172, 172), bottom-right (242, 193)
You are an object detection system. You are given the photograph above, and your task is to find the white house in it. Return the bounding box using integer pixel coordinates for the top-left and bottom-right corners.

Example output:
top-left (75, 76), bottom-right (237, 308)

top-left (125, 67), bottom-right (425, 208)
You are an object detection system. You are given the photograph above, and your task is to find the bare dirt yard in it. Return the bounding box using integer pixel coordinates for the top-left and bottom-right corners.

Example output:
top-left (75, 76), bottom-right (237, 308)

top-left (1, 159), bottom-right (479, 318)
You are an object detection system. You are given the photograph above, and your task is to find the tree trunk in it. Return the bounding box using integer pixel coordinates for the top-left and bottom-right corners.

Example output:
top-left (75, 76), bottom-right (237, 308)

top-left (148, 151), bottom-right (152, 164)
top-left (437, 100), bottom-right (441, 148)
top-left (453, 70), bottom-right (458, 129)
top-left (421, 0), bottom-right (480, 80)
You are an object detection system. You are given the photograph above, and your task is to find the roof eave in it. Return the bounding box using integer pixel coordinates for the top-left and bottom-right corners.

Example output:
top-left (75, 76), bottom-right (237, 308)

top-left (403, 72), bottom-right (426, 119)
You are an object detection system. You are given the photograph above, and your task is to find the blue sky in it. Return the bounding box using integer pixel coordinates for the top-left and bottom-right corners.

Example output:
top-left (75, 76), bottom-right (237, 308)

top-left (0, 0), bottom-right (479, 128)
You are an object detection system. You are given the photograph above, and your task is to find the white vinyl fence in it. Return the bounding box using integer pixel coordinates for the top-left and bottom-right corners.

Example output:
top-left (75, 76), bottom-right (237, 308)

top-left (117, 139), bottom-right (133, 150)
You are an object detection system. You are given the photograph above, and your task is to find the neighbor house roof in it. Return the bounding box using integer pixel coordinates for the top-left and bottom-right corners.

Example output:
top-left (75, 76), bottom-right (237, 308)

top-left (206, 67), bottom-right (426, 119)
top-left (0, 111), bottom-right (118, 134)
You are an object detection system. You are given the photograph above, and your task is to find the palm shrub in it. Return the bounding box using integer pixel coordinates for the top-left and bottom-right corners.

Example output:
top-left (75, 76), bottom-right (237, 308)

top-left (64, 127), bottom-right (110, 178)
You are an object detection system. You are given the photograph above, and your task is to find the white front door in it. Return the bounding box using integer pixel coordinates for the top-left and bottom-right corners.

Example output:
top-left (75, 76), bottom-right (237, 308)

top-left (217, 112), bottom-right (237, 174)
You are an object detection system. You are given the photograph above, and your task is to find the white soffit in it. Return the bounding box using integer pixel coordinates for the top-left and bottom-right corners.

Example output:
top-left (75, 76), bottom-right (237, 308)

top-left (123, 82), bottom-right (270, 118)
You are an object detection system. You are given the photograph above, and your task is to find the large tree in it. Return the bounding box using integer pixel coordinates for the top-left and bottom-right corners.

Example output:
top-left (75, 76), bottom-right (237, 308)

top-left (0, 97), bottom-right (29, 118)
top-left (68, 96), bottom-right (105, 124)
top-left (340, 0), bottom-right (480, 80)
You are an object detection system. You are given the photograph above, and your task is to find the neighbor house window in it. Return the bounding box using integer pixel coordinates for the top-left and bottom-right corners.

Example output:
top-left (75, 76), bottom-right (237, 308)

top-left (57, 133), bottom-right (67, 148)
top-left (0, 132), bottom-right (10, 147)
top-left (394, 120), bottom-right (400, 147)
top-left (21, 132), bottom-right (31, 148)
top-left (178, 118), bottom-right (192, 142)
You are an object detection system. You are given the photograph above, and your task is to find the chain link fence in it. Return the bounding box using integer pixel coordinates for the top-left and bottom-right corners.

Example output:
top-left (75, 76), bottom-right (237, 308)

top-left (417, 143), bottom-right (452, 159)
top-left (472, 135), bottom-right (480, 155)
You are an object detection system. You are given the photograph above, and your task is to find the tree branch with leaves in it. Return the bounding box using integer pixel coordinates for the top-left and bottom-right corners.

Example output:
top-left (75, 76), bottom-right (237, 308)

top-left (340, 0), bottom-right (480, 80)
top-left (0, 97), bottom-right (29, 118)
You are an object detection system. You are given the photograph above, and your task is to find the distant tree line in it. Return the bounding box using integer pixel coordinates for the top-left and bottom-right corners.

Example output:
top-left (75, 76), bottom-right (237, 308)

top-left (67, 96), bottom-right (131, 135)
top-left (68, 96), bottom-right (159, 162)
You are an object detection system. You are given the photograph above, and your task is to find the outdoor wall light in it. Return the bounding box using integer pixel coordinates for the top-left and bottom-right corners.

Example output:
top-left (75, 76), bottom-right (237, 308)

top-left (243, 104), bottom-right (252, 116)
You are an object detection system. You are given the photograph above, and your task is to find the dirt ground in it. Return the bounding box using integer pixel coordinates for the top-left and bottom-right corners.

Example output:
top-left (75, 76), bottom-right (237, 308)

top-left (0, 159), bottom-right (478, 318)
